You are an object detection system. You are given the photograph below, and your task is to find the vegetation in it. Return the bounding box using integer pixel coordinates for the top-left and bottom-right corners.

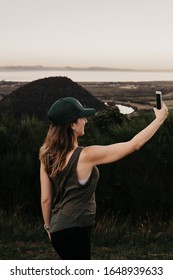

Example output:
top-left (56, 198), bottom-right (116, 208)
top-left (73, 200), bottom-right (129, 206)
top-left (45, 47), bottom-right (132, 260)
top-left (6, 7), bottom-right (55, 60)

top-left (0, 107), bottom-right (173, 259)
top-left (1, 211), bottom-right (173, 259)
top-left (81, 80), bottom-right (173, 110)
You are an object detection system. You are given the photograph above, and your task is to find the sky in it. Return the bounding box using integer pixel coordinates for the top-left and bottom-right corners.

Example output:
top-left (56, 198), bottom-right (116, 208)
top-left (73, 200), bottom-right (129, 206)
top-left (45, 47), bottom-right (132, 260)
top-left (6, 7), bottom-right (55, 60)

top-left (1, 0), bottom-right (173, 70)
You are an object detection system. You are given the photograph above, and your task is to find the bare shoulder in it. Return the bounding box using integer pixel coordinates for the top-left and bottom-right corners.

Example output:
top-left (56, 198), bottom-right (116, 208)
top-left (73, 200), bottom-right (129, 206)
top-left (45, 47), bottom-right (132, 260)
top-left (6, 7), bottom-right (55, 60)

top-left (81, 146), bottom-right (99, 160)
top-left (78, 146), bottom-right (98, 169)
top-left (80, 145), bottom-right (108, 166)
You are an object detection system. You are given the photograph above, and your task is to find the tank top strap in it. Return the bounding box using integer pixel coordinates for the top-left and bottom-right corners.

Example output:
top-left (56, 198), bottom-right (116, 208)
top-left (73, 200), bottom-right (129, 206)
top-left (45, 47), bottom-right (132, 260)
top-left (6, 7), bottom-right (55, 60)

top-left (72, 146), bottom-right (83, 160)
top-left (65, 146), bottom-right (83, 171)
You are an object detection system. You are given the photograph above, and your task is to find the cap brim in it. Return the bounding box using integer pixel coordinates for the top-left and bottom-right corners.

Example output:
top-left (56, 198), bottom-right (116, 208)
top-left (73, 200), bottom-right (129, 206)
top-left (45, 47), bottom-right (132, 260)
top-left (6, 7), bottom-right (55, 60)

top-left (79, 108), bottom-right (96, 118)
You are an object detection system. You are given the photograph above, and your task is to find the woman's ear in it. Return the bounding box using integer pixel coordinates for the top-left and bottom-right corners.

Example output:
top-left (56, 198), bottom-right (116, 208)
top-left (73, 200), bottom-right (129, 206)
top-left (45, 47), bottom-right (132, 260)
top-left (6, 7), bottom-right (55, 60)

top-left (71, 122), bottom-right (76, 130)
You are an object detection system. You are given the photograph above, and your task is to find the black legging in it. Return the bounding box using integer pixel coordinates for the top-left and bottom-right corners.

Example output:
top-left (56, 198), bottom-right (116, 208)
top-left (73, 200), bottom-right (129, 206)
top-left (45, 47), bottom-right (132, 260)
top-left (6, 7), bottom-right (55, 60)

top-left (50, 226), bottom-right (92, 260)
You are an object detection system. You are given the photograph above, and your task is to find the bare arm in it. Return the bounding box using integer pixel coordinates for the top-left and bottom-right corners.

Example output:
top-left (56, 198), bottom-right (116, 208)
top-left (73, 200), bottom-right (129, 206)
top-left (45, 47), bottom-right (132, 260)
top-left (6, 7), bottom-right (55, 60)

top-left (82, 103), bottom-right (168, 167)
top-left (40, 162), bottom-right (52, 233)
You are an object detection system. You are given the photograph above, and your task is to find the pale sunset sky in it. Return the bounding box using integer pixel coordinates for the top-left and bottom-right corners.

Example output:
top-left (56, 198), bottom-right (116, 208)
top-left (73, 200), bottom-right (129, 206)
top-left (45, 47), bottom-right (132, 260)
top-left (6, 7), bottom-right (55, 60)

top-left (1, 0), bottom-right (173, 70)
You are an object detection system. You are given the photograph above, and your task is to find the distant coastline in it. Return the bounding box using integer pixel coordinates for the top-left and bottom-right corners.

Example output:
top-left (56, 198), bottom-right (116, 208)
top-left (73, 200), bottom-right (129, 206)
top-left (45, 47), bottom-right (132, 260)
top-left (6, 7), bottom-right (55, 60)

top-left (1, 65), bottom-right (173, 72)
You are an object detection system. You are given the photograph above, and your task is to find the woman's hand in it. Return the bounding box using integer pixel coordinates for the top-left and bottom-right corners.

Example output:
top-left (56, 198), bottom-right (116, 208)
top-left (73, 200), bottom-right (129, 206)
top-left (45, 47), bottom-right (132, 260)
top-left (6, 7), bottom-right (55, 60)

top-left (47, 230), bottom-right (51, 241)
top-left (44, 224), bottom-right (51, 241)
top-left (153, 103), bottom-right (169, 123)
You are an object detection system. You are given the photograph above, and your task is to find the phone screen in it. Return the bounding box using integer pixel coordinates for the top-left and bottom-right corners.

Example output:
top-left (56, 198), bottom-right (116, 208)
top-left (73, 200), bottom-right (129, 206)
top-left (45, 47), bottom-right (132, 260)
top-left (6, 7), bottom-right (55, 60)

top-left (156, 91), bottom-right (162, 109)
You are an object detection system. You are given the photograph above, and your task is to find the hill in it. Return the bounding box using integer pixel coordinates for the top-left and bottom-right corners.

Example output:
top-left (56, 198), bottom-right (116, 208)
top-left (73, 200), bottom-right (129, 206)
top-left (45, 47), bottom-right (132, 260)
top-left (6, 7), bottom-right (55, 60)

top-left (0, 76), bottom-right (106, 120)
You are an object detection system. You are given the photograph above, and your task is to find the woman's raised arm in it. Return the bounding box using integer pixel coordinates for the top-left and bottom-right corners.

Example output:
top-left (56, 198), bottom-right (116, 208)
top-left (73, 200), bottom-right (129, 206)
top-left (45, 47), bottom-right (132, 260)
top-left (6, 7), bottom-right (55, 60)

top-left (82, 103), bottom-right (168, 167)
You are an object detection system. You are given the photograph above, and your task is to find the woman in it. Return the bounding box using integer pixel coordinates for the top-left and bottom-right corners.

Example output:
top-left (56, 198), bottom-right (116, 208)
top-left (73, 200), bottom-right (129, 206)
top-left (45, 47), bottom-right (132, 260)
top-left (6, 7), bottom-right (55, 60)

top-left (39, 96), bottom-right (168, 260)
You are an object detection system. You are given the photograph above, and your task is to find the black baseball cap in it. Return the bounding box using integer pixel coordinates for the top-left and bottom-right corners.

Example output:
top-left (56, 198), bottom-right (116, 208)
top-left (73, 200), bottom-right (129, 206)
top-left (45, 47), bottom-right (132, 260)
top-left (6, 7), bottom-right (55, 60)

top-left (48, 97), bottom-right (96, 125)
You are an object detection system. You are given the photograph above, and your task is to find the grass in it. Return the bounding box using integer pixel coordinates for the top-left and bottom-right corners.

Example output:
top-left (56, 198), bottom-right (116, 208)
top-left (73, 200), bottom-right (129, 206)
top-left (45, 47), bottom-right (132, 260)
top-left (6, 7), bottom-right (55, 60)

top-left (92, 213), bottom-right (173, 259)
top-left (1, 211), bottom-right (173, 260)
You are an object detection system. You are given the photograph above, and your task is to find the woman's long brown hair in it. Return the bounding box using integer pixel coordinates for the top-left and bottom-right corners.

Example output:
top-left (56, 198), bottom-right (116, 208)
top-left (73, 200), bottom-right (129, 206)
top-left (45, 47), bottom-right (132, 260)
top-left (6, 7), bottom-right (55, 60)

top-left (39, 123), bottom-right (76, 177)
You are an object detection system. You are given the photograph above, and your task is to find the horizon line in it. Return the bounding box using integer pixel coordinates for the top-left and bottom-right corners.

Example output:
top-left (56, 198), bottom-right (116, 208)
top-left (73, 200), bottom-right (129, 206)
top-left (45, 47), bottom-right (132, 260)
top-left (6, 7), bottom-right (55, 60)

top-left (1, 65), bottom-right (173, 72)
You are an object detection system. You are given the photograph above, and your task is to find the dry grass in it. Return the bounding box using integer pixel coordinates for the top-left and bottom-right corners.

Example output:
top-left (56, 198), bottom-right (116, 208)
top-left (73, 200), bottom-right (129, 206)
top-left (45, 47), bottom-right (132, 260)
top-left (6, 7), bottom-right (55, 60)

top-left (1, 212), bottom-right (173, 260)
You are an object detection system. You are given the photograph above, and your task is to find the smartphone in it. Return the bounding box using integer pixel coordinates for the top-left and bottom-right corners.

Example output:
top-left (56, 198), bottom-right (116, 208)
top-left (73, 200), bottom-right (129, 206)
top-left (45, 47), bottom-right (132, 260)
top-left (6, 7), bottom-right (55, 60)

top-left (156, 91), bottom-right (162, 109)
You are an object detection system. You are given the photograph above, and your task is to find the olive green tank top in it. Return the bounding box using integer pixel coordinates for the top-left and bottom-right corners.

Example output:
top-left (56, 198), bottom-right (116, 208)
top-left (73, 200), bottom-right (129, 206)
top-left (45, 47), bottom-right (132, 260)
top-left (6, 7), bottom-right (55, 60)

top-left (49, 147), bottom-right (99, 233)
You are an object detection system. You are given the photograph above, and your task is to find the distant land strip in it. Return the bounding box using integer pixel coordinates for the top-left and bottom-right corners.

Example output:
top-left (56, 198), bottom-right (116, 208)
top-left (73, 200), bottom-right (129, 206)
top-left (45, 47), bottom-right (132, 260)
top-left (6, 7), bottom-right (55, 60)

top-left (1, 65), bottom-right (173, 72)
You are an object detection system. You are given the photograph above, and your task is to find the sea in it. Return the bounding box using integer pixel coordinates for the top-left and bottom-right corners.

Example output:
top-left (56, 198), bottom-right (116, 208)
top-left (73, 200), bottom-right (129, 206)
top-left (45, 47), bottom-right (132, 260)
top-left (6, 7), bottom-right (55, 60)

top-left (1, 69), bottom-right (173, 83)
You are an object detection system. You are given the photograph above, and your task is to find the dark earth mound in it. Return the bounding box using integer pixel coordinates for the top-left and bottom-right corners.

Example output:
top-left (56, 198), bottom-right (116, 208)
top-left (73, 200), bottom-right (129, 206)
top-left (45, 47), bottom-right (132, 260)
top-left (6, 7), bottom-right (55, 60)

top-left (0, 76), bottom-right (106, 120)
